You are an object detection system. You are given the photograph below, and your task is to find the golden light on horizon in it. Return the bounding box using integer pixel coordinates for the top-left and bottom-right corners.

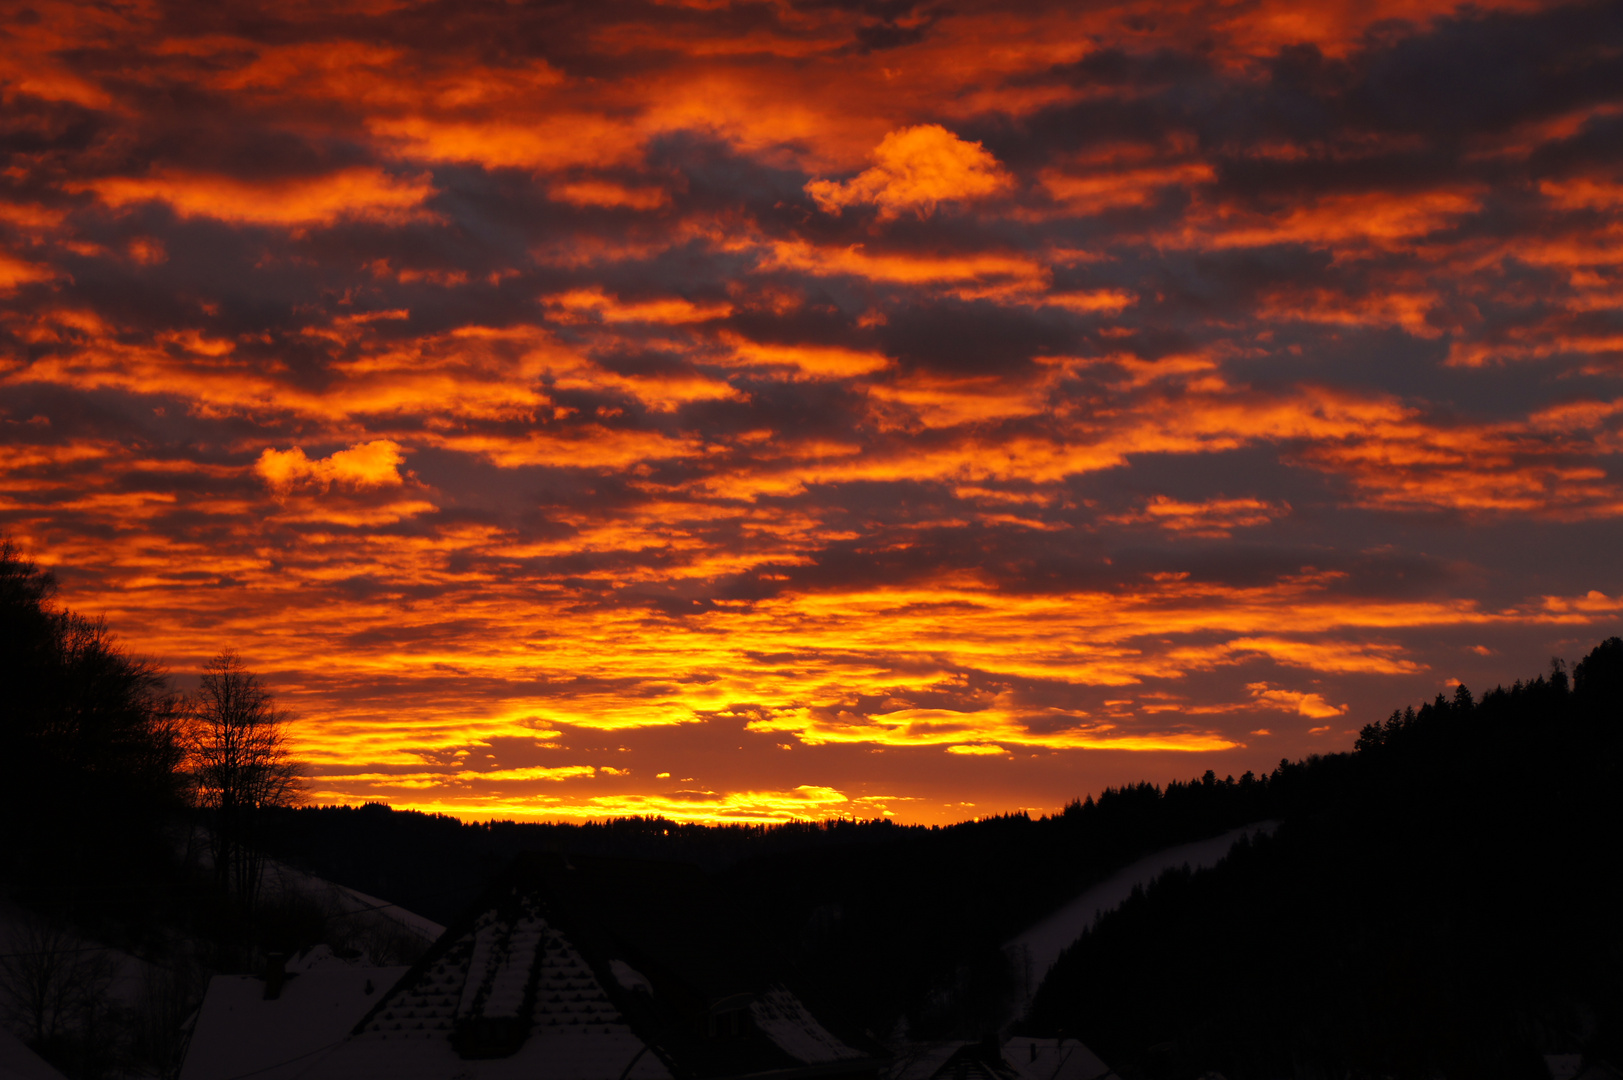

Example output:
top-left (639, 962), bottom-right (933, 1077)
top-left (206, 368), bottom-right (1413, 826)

top-left (4, 0), bottom-right (1622, 824)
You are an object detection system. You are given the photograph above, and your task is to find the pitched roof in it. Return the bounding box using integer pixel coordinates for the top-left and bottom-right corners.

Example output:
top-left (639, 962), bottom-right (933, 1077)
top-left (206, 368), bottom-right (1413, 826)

top-left (178, 957), bottom-right (409, 1080)
top-left (299, 853), bottom-right (883, 1080)
top-left (0, 1029), bottom-right (69, 1080)
top-left (887, 1038), bottom-right (1117, 1080)
top-left (1001, 1038), bottom-right (1117, 1080)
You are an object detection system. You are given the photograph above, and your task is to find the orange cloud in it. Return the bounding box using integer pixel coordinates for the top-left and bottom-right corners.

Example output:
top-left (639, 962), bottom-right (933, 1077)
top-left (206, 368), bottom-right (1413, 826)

top-left (719, 336), bottom-right (892, 379)
top-left (1217, 638), bottom-right (1426, 676)
top-left (1039, 160), bottom-right (1217, 212)
top-left (7, 0), bottom-right (1623, 828)
top-left (456, 765), bottom-right (597, 782)
top-left (748, 701), bottom-right (1239, 752)
top-left (1175, 188), bottom-right (1485, 251)
top-left (324, 785), bottom-right (855, 825)
top-left (806, 125), bottom-right (1010, 218)
top-left (545, 288), bottom-right (731, 325)
top-left (256, 440), bottom-right (407, 493)
top-left (549, 180), bottom-right (670, 210)
top-left (763, 239), bottom-right (1047, 288)
top-left (76, 167), bottom-right (436, 227)
top-left (1247, 683), bottom-right (1348, 720)
top-left (1107, 496), bottom-right (1289, 537)
top-left (1538, 590), bottom-right (1623, 617)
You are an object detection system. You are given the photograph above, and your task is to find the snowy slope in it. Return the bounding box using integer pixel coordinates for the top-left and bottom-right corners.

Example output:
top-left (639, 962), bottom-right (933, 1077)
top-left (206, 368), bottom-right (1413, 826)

top-left (1004, 822), bottom-right (1278, 1010)
top-left (0, 1029), bottom-right (68, 1080)
top-left (258, 860), bottom-right (446, 947)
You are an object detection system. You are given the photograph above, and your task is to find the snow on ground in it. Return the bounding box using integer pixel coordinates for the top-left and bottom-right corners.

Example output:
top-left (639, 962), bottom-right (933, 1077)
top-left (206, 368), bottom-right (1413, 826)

top-left (749, 985), bottom-right (864, 1064)
top-left (302, 1026), bottom-right (673, 1080)
top-left (1004, 822), bottom-right (1278, 1010)
top-left (181, 827), bottom-right (446, 951)
top-left (0, 898), bottom-right (166, 1016)
top-left (886, 1037), bottom-right (1118, 1080)
top-left (0, 1028), bottom-right (68, 1080)
top-left (884, 1041), bottom-right (967, 1080)
top-left (258, 860), bottom-right (446, 948)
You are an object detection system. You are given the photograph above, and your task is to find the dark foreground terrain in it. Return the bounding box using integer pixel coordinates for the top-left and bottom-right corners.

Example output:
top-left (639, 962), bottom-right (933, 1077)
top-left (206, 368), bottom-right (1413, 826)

top-left (4, 539), bottom-right (1620, 1077)
top-left (1024, 640), bottom-right (1623, 1079)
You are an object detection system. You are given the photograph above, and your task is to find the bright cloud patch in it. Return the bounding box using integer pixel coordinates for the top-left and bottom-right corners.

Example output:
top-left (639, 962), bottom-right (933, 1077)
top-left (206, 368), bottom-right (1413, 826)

top-left (5, 0), bottom-right (1622, 825)
top-left (0, 251), bottom-right (59, 291)
top-left (382, 785), bottom-right (856, 824)
top-left (806, 125), bottom-right (1009, 218)
top-left (256, 440), bottom-right (407, 493)
top-left (1248, 684), bottom-right (1349, 720)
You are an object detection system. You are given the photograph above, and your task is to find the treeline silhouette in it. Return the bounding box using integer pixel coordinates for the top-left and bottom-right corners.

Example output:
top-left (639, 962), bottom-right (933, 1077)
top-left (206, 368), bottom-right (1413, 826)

top-left (0, 539), bottom-right (189, 926)
top-left (720, 768), bottom-right (1277, 1038)
top-left (0, 541), bottom-right (308, 1077)
top-left (3, 537), bottom-right (1301, 1072)
top-left (11, 534), bottom-right (1618, 1073)
top-left (258, 760), bottom-right (1283, 1039)
top-left (1023, 641), bottom-right (1623, 1078)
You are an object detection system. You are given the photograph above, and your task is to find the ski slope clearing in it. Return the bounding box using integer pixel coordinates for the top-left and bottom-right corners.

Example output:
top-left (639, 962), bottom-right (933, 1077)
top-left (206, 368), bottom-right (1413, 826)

top-left (1005, 822), bottom-right (1277, 1010)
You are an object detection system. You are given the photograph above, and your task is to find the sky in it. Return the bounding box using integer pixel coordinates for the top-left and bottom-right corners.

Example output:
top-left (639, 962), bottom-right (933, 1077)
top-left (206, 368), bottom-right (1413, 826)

top-left (3, 0), bottom-right (1622, 825)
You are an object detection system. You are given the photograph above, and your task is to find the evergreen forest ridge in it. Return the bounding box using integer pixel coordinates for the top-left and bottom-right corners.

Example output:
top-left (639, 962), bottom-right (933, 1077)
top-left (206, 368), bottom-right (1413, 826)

top-left (1, 538), bottom-right (1618, 1078)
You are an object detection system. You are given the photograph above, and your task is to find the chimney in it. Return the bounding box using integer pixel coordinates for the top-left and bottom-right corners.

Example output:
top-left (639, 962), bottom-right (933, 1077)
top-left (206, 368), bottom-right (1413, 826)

top-left (264, 952), bottom-right (286, 1000)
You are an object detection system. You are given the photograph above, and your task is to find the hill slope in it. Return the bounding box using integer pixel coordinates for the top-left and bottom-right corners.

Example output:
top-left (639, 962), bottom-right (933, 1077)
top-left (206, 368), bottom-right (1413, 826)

top-left (1024, 639), bottom-right (1623, 1079)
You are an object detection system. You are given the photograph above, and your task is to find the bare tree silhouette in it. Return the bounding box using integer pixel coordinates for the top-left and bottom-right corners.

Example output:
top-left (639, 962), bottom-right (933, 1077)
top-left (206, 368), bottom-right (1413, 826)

top-left (0, 914), bottom-right (116, 1047)
top-left (187, 652), bottom-right (302, 911)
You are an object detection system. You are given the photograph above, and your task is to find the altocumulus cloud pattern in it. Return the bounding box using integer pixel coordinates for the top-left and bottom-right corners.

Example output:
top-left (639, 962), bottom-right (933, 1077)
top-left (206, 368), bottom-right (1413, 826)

top-left (2, 0), bottom-right (1622, 822)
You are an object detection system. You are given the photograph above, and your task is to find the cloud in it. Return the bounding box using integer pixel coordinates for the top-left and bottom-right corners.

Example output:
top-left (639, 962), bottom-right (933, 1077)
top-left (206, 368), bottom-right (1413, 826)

top-left (0, 252), bottom-right (60, 291)
top-left (5, 0), bottom-right (1623, 825)
top-left (1106, 496), bottom-right (1289, 537)
top-left (255, 441), bottom-right (407, 493)
top-left (748, 702), bottom-right (1240, 752)
top-left (806, 125), bottom-right (1010, 217)
top-left (76, 168), bottom-right (438, 227)
top-left (1247, 684), bottom-right (1348, 720)
top-left (341, 785), bottom-right (856, 824)
top-left (458, 765), bottom-right (596, 782)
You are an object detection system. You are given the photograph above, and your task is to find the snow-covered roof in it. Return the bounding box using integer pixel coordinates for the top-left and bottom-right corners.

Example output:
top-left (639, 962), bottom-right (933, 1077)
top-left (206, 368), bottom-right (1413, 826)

top-left (885, 1037), bottom-right (1116, 1080)
top-left (295, 853), bottom-right (883, 1080)
top-left (300, 898), bottom-right (670, 1080)
top-left (886, 1042), bottom-right (970, 1080)
top-left (178, 959), bottom-right (409, 1080)
top-left (1002, 1038), bottom-right (1117, 1080)
top-left (0, 1029), bottom-right (69, 1080)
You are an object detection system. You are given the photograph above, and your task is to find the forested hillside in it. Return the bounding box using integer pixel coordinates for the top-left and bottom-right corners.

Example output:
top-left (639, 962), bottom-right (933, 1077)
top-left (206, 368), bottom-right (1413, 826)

top-left (0, 539), bottom-right (189, 929)
top-left (8, 534), bottom-right (1620, 1077)
top-left (1024, 641), bottom-right (1623, 1079)
top-left (258, 759), bottom-right (1281, 1039)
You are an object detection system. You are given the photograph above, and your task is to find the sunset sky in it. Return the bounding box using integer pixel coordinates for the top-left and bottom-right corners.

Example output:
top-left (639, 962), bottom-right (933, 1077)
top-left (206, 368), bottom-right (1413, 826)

top-left (3, 0), bottom-right (1622, 824)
